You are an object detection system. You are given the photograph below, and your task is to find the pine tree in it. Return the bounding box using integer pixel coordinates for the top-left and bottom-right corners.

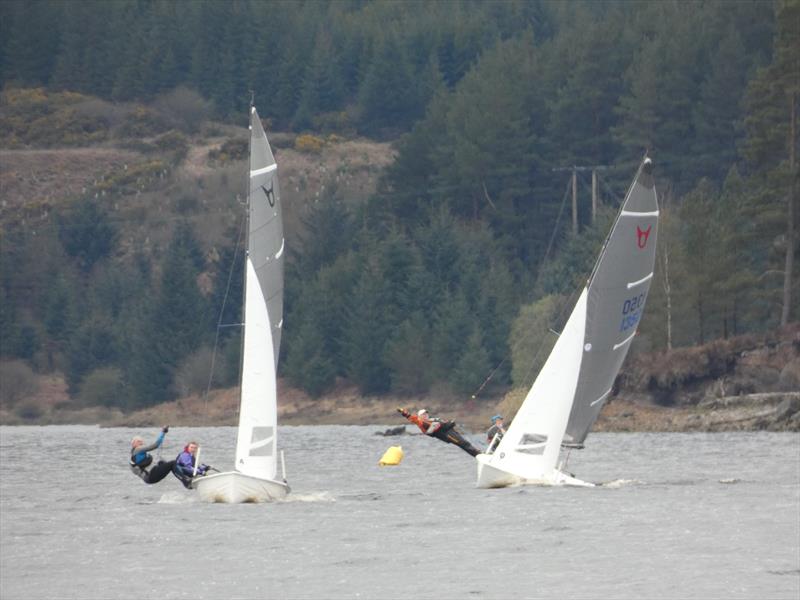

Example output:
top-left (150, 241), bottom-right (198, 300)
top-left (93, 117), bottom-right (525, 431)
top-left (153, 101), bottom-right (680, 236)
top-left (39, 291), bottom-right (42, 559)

top-left (680, 179), bottom-right (725, 343)
top-left (1, 0), bottom-right (62, 86)
top-left (58, 200), bottom-right (117, 274)
top-left (690, 24), bottom-right (750, 184)
top-left (293, 30), bottom-right (344, 130)
top-left (284, 320), bottom-right (336, 397)
top-left (358, 31), bottom-right (416, 133)
top-left (450, 327), bottom-right (491, 395)
top-left (741, 0), bottom-right (799, 326)
top-left (127, 223), bottom-right (209, 405)
top-left (344, 261), bottom-right (391, 394)
top-left (384, 313), bottom-right (433, 394)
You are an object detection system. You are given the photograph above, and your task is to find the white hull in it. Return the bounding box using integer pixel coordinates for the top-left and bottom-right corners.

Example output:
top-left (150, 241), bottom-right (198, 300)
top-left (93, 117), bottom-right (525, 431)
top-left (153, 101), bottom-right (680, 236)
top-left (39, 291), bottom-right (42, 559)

top-left (475, 453), bottom-right (594, 488)
top-left (193, 471), bottom-right (290, 503)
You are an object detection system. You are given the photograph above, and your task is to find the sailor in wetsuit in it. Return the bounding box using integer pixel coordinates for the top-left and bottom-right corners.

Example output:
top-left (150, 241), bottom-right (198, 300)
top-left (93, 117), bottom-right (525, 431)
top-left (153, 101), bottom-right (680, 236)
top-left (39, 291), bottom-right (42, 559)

top-left (172, 441), bottom-right (210, 489)
top-left (129, 426), bottom-right (176, 484)
top-left (397, 408), bottom-right (480, 457)
top-left (486, 415), bottom-right (506, 453)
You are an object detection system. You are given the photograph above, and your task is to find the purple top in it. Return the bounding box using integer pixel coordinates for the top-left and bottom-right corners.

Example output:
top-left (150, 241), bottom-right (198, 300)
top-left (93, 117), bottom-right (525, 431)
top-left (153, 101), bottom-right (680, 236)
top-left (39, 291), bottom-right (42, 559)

top-left (175, 450), bottom-right (208, 477)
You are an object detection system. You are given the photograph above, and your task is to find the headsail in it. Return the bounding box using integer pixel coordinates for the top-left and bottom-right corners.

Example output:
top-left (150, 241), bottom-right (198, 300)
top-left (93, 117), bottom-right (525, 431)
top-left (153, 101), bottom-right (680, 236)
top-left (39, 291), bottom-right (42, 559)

top-left (563, 158), bottom-right (658, 445)
top-left (234, 106), bottom-right (284, 481)
top-left (482, 289), bottom-right (588, 482)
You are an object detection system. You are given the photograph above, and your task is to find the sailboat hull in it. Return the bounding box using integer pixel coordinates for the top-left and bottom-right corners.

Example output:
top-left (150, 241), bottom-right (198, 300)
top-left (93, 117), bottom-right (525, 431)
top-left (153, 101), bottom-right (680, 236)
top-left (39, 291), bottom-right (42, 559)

top-left (193, 471), bottom-right (290, 503)
top-left (476, 454), bottom-right (594, 488)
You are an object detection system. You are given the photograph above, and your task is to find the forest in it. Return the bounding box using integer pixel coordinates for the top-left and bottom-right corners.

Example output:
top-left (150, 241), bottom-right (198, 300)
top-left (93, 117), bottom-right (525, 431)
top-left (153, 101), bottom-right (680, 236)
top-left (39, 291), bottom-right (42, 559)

top-left (0, 0), bottom-right (797, 414)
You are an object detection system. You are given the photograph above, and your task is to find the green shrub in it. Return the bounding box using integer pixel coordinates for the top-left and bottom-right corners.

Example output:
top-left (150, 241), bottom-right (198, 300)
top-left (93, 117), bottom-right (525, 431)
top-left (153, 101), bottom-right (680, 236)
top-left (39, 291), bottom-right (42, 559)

top-left (14, 400), bottom-right (44, 421)
top-left (0, 360), bottom-right (38, 408)
top-left (78, 367), bottom-right (125, 407)
top-left (116, 106), bottom-right (169, 138)
top-left (172, 347), bottom-right (215, 397)
top-left (154, 130), bottom-right (189, 163)
top-left (152, 86), bottom-right (213, 134)
top-left (294, 133), bottom-right (325, 153)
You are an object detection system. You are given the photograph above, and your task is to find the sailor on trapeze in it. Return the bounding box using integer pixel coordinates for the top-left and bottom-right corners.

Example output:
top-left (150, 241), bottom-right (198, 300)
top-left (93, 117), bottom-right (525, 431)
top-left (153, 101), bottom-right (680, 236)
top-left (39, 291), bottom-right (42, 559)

top-left (397, 407), bottom-right (480, 457)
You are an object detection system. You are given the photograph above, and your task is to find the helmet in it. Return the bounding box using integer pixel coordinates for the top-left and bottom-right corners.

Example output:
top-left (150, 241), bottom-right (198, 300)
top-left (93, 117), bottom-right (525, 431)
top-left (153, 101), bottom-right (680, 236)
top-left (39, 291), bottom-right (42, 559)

top-left (491, 414), bottom-right (503, 423)
top-left (417, 409), bottom-right (428, 417)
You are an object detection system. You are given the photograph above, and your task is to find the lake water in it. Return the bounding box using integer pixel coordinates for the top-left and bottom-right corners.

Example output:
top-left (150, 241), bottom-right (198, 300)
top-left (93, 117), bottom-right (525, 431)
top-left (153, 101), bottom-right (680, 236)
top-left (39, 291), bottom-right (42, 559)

top-left (0, 426), bottom-right (798, 599)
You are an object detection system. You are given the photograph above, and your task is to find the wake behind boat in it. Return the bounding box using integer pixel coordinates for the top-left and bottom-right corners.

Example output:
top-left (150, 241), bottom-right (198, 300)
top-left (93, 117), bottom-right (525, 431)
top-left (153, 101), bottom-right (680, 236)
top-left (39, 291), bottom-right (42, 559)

top-left (192, 104), bottom-right (289, 503)
top-left (477, 157), bottom-right (659, 488)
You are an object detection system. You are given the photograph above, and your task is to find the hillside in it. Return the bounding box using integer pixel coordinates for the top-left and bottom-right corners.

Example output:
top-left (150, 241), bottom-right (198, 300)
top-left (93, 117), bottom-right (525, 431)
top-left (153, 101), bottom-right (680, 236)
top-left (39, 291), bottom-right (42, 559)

top-left (1, 80), bottom-right (797, 428)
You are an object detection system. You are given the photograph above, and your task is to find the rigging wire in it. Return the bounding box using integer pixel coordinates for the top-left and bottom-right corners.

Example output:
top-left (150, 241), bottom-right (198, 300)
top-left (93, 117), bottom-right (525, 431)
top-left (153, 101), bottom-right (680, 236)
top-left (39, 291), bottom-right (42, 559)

top-left (470, 174), bottom-right (574, 400)
top-left (203, 211), bottom-right (246, 422)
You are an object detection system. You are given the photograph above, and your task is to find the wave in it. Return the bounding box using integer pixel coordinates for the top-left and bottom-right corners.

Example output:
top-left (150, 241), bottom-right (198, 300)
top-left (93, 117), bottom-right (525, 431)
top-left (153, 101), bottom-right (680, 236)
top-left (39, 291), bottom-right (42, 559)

top-left (157, 491), bottom-right (198, 504)
top-left (280, 491), bottom-right (336, 503)
top-left (600, 478), bottom-right (645, 488)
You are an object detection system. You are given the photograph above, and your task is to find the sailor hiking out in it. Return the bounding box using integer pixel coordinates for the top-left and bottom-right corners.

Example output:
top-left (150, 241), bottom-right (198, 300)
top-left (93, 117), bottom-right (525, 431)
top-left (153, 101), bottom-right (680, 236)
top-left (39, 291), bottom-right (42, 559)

top-left (397, 408), bottom-right (480, 457)
top-left (129, 426), bottom-right (176, 484)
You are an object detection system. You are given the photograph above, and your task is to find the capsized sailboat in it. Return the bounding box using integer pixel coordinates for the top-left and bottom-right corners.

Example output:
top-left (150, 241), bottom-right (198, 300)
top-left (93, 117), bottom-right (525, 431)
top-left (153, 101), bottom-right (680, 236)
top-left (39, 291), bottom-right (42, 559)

top-left (193, 105), bottom-right (290, 503)
top-left (476, 157), bottom-right (659, 488)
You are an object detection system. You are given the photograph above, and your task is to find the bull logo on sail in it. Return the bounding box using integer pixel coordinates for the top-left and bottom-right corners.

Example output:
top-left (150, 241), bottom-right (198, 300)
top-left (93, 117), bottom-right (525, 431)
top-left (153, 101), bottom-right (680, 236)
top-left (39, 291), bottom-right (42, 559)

top-left (636, 225), bottom-right (652, 249)
top-left (261, 182), bottom-right (276, 207)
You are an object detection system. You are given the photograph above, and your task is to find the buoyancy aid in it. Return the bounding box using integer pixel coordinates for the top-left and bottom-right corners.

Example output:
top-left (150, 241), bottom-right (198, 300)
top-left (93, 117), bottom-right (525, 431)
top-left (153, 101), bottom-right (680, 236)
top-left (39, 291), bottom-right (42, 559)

top-left (129, 453), bottom-right (153, 470)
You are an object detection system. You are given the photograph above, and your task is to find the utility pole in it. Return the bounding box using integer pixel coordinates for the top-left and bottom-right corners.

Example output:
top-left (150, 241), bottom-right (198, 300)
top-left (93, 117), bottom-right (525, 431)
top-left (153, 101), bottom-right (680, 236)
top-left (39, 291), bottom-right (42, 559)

top-left (552, 164), bottom-right (609, 233)
top-left (572, 169), bottom-right (578, 234)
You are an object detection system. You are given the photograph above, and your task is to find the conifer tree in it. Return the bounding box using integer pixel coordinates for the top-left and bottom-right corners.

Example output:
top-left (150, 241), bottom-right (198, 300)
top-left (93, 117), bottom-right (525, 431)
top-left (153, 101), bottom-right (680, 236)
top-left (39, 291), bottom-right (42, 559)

top-left (344, 262), bottom-right (391, 393)
top-left (741, 0), bottom-right (799, 326)
top-left (284, 320), bottom-right (336, 397)
top-left (450, 328), bottom-right (491, 396)
top-left (384, 313), bottom-right (433, 394)
top-left (294, 30), bottom-right (344, 130)
top-left (58, 200), bottom-right (117, 274)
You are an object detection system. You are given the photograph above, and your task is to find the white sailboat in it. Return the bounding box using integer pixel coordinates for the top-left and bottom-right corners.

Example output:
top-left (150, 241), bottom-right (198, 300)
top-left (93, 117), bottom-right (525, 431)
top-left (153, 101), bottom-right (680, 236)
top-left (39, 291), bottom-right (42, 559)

top-left (476, 157), bottom-right (659, 488)
top-left (193, 105), bottom-right (290, 503)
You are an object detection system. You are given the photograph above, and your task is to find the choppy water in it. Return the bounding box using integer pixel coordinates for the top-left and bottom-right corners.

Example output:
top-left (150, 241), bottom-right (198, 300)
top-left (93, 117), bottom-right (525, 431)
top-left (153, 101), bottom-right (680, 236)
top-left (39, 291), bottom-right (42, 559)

top-left (0, 426), bottom-right (798, 599)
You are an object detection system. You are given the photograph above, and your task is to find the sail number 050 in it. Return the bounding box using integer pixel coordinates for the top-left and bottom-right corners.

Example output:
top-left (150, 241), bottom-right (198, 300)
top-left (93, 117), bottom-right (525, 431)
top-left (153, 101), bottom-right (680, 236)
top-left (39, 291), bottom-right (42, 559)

top-left (619, 293), bottom-right (646, 332)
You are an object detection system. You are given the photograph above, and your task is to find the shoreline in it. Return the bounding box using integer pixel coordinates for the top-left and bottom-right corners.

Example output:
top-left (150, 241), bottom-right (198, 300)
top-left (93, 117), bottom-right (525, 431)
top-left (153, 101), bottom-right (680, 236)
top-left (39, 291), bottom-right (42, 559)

top-left (2, 387), bottom-right (798, 433)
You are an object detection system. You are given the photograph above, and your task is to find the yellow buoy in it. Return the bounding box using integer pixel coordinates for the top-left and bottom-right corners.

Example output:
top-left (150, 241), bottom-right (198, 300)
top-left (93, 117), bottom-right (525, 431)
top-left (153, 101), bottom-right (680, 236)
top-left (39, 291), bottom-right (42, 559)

top-left (379, 445), bottom-right (404, 466)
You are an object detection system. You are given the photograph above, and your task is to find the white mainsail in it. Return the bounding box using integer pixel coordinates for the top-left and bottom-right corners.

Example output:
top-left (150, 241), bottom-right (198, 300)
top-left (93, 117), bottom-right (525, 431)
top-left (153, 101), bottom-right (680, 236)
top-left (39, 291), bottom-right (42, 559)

top-left (194, 106), bottom-right (289, 502)
top-left (477, 158), bottom-right (658, 488)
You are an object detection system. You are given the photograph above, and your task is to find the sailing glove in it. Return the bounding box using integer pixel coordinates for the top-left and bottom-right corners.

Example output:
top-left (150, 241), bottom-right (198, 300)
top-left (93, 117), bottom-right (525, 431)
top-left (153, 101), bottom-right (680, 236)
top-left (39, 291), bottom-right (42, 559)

top-left (162, 426), bottom-right (169, 433)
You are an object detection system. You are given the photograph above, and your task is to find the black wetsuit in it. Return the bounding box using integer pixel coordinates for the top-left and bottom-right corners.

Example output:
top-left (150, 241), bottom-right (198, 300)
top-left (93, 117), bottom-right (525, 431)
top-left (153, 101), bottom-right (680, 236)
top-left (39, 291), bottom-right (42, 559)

top-left (141, 460), bottom-right (177, 484)
top-left (430, 421), bottom-right (480, 457)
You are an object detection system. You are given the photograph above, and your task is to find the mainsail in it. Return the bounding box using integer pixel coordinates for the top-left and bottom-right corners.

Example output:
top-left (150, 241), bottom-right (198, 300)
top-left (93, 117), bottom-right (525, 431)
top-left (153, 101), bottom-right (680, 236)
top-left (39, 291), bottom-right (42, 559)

top-left (563, 159), bottom-right (658, 445)
top-left (476, 158), bottom-right (658, 487)
top-left (234, 106), bottom-right (284, 481)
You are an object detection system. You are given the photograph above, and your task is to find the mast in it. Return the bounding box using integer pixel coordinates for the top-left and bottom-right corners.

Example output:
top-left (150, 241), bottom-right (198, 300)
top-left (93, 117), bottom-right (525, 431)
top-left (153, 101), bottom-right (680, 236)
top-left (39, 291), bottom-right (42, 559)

top-left (237, 96), bottom-right (255, 425)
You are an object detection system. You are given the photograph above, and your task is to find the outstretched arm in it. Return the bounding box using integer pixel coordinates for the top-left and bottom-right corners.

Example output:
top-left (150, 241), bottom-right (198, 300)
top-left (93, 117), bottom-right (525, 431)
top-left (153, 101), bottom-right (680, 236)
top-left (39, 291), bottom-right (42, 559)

top-left (136, 431), bottom-right (165, 455)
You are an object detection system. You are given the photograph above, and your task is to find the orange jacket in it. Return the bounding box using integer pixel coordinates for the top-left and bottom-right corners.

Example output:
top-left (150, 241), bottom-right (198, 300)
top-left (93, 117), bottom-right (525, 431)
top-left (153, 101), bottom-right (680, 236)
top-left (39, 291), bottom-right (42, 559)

top-left (404, 413), bottom-right (432, 434)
